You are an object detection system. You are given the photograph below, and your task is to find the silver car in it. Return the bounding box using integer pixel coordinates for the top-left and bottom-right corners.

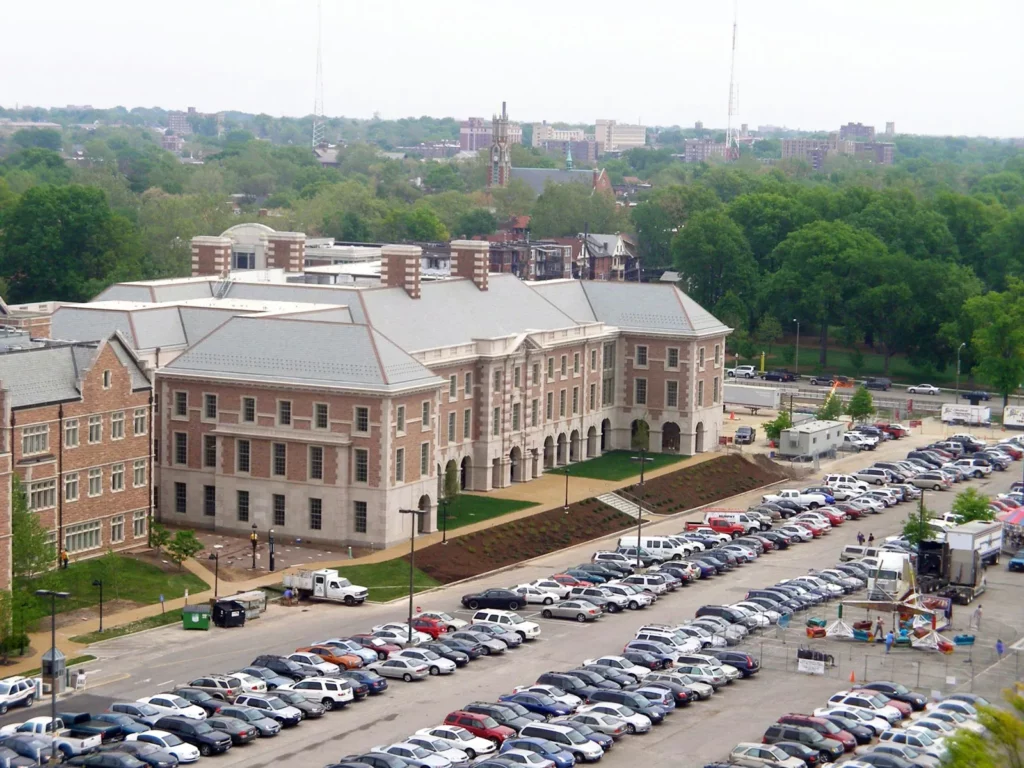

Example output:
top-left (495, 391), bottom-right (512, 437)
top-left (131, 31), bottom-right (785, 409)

top-left (448, 631), bottom-right (506, 655)
top-left (672, 663), bottom-right (727, 689)
top-left (561, 712), bottom-right (628, 737)
top-left (540, 600), bottom-right (603, 622)
top-left (368, 658), bottom-right (430, 682)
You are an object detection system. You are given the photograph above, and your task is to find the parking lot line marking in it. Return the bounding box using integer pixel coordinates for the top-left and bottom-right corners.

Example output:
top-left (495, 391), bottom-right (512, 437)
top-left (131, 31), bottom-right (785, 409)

top-left (158, 679), bottom-right (174, 686)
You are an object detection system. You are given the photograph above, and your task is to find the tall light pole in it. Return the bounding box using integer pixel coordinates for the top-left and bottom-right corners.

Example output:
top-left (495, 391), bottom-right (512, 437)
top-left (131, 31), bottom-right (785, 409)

top-left (268, 529), bottom-right (276, 573)
top-left (250, 524), bottom-right (258, 570)
top-left (563, 464), bottom-right (570, 514)
top-left (399, 508), bottom-right (426, 645)
top-left (208, 549), bottom-right (221, 597)
top-left (630, 449), bottom-right (648, 569)
top-left (793, 319), bottom-right (801, 376)
top-left (956, 342), bottom-right (966, 404)
top-left (440, 498), bottom-right (449, 545)
top-left (91, 580), bottom-right (103, 632)
top-left (36, 589), bottom-right (69, 749)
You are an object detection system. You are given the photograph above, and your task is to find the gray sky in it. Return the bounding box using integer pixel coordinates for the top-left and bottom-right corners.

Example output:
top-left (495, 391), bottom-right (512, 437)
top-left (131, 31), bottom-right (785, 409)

top-left (4, 0), bottom-right (1022, 137)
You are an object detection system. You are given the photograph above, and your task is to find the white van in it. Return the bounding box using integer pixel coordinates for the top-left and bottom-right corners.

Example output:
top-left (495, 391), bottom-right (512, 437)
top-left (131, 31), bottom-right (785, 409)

top-left (702, 511), bottom-right (760, 535)
top-left (617, 536), bottom-right (693, 560)
top-left (519, 723), bottom-right (604, 762)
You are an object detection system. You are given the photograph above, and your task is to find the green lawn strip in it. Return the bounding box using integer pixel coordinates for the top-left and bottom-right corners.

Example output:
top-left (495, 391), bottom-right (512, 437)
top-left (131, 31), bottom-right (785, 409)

top-left (329, 559), bottom-right (441, 602)
top-left (555, 450), bottom-right (689, 481)
top-left (442, 495), bottom-right (537, 530)
top-left (70, 609), bottom-right (183, 645)
top-left (21, 655), bottom-right (96, 676)
top-left (20, 556), bottom-right (208, 629)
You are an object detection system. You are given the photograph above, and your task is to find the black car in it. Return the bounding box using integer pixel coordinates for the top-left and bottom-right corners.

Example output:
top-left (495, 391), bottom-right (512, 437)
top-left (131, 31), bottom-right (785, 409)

top-left (216, 705), bottom-right (282, 737)
top-left (772, 740), bottom-right (822, 767)
top-left (961, 390), bottom-right (991, 401)
top-left (341, 754), bottom-right (409, 768)
top-left (816, 714), bottom-right (872, 745)
top-left (67, 754), bottom-right (147, 768)
top-left (152, 716), bottom-right (232, 757)
top-left (536, 672), bottom-right (597, 701)
top-left (97, 741), bottom-right (179, 768)
top-left (460, 589), bottom-right (524, 610)
top-left (580, 665), bottom-right (634, 687)
top-left (170, 689), bottom-right (223, 716)
top-left (707, 650), bottom-right (759, 677)
top-left (808, 376), bottom-right (834, 386)
top-left (272, 690), bottom-right (326, 719)
top-left (249, 655), bottom-right (308, 682)
top-left (421, 642), bottom-right (471, 666)
top-left (762, 724), bottom-right (843, 762)
top-left (203, 716), bottom-right (257, 746)
top-left (860, 681), bottom-right (927, 711)
top-left (759, 531), bottom-right (791, 550)
top-left (463, 702), bottom-right (537, 731)
top-left (855, 754), bottom-right (914, 768)
top-left (621, 650), bottom-right (666, 671)
top-left (865, 377), bottom-right (892, 391)
top-left (433, 636), bottom-right (485, 660)
top-left (764, 370), bottom-right (797, 382)
top-left (586, 690), bottom-right (665, 724)
top-left (576, 563), bottom-right (630, 579)
top-left (566, 668), bottom-right (620, 690)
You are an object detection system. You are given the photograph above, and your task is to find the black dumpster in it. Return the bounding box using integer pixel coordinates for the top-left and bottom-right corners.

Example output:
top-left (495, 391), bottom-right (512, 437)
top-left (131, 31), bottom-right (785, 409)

top-left (212, 600), bottom-right (247, 628)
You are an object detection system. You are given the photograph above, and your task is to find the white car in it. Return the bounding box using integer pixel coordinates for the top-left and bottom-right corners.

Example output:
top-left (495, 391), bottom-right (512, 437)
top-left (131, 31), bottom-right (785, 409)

top-left (578, 702), bottom-right (651, 734)
top-left (675, 624), bottom-right (728, 649)
top-left (600, 583), bottom-right (653, 609)
top-left (126, 731), bottom-right (201, 763)
top-left (405, 734), bottom-right (471, 766)
top-left (827, 691), bottom-right (903, 724)
top-left (778, 525), bottom-right (814, 542)
top-left (372, 624), bottom-right (431, 646)
top-left (502, 749), bottom-right (555, 768)
top-left (730, 742), bottom-right (806, 768)
top-left (582, 656), bottom-right (651, 681)
top-left (373, 743), bottom-right (453, 768)
top-left (525, 579), bottom-right (572, 599)
top-left (369, 658), bottom-right (430, 681)
top-left (922, 708), bottom-right (985, 734)
top-left (413, 611), bottom-right (468, 632)
top-left (287, 652), bottom-right (340, 677)
top-left (510, 684), bottom-right (582, 710)
top-left (851, 495), bottom-right (886, 512)
top-left (813, 707), bottom-right (888, 735)
top-left (727, 605), bottom-right (771, 628)
top-left (227, 671), bottom-right (268, 694)
top-left (414, 726), bottom-right (496, 760)
top-left (732, 602), bottom-right (781, 624)
top-left (471, 609), bottom-right (542, 640)
top-left (511, 585), bottom-right (561, 605)
top-left (276, 678), bottom-right (355, 709)
top-left (390, 648), bottom-right (457, 676)
top-left (907, 384), bottom-right (941, 395)
top-left (879, 728), bottom-right (945, 760)
top-left (135, 695), bottom-right (207, 721)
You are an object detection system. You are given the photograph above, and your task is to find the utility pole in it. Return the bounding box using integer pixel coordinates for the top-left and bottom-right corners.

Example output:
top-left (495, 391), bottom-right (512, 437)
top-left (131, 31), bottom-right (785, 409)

top-left (312, 0), bottom-right (326, 149)
top-left (724, 0), bottom-right (739, 161)
top-left (399, 509), bottom-right (426, 645)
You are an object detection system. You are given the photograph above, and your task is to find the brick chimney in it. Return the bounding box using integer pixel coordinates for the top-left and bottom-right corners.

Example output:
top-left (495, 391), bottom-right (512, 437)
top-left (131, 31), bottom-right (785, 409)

top-left (450, 240), bottom-right (490, 291)
top-left (380, 245), bottom-right (422, 299)
top-left (265, 231), bottom-right (306, 273)
top-left (190, 236), bottom-right (233, 277)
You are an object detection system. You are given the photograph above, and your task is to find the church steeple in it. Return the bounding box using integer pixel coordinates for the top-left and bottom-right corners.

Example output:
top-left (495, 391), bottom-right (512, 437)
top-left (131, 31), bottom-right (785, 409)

top-left (487, 101), bottom-right (512, 188)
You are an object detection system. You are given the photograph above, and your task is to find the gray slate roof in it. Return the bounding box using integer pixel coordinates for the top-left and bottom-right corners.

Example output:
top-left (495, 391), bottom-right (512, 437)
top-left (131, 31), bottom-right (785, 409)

top-left (511, 168), bottom-right (596, 196)
top-left (52, 306), bottom-right (236, 351)
top-left (164, 316), bottom-right (441, 392)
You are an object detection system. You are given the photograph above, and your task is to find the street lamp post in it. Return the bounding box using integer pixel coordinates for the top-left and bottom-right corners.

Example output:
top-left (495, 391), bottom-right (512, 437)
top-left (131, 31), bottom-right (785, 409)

top-left (793, 319), bottom-right (801, 376)
top-left (440, 498), bottom-right (449, 545)
top-left (208, 551), bottom-right (220, 597)
top-left (398, 508), bottom-right (426, 645)
top-left (35, 589), bottom-right (69, 756)
top-left (91, 580), bottom-right (103, 633)
top-left (630, 449), bottom-right (648, 569)
top-left (956, 342), bottom-right (966, 403)
top-left (250, 524), bottom-right (258, 570)
top-left (563, 464), bottom-right (570, 514)
top-left (268, 529), bottom-right (276, 573)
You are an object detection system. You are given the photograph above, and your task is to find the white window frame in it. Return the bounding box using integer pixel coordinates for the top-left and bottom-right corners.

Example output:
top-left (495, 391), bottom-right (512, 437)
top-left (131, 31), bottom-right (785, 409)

top-left (714, 344), bottom-right (721, 367)
top-left (396, 405), bottom-right (406, 434)
top-left (88, 468), bottom-right (102, 497)
top-left (447, 411), bottom-right (456, 443)
top-left (667, 347), bottom-right (680, 370)
top-left (65, 521), bottom-right (101, 554)
top-left (421, 401), bottom-right (431, 431)
top-left (242, 397), bottom-right (256, 423)
top-left (420, 442), bottom-right (429, 475)
top-left (28, 479), bottom-right (56, 511)
top-left (492, 407), bottom-right (500, 436)
top-left (464, 372), bottom-right (473, 396)
top-left (22, 424), bottom-right (48, 456)
top-left (667, 380), bottom-right (679, 409)
top-left (133, 459), bottom-right (146, 488)
top-left (64, 418), bottom-right (79, 448)
top-left (277, 399), bottom-right (292, 427)
top-left (463, 408), bottom-right (471, 439)
top-left (133, 408), bottom-right (147, 436)
top-left (88, 415), bottom-right (102, 444)
top-left (309, 445), bottom-right (324, 481)
top-left (111, 463), bottom-right (125, 493)
top-left (111, 411), bottom-right (125, 440)
top-left (102, 370), bottom-right (112, 389)
top-left (714, 376), bottom-right (721, 403)
top-left (64, 472), bottom-right (79, 502)
top-left (133, 510), bottom-right (147, 538)
top-left (395, 448), bottom-right (405, 483)
top-left (698, 347), bottom-right (706, 370)
top-left (354, 448), bottom-right (369, 483)
top-left (237, 439), bottom-right (251, 473)
top-left (449, 375), bottom-right (457, 399)
top-left (111, 515), bottom-right (125, 544)
top-left (635, 378), bottom-right (648, 405)
top-left (203, 394), bottom-right (218, 421)
top-left (173, 391), bottom-right (188, 417)
top-left (314, 402), bottom-right (329, 430)
top-left (697, 380), bottom-right (705, 407)
top-left (573, 353), bottom-right (580, 375)
top-left (636, 345), bottom-right (649, 368)
top-left (512, 402), bottom-right (520, 431)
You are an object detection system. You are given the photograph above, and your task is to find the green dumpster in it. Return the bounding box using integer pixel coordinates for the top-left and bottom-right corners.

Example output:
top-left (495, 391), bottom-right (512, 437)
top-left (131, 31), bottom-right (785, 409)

top-left (182, 605), bottom-right (211, 631)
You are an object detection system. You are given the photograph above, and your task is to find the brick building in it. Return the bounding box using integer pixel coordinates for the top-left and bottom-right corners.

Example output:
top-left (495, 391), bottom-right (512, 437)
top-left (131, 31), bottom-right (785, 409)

top-left (839, 122), bottom-right (876, 141)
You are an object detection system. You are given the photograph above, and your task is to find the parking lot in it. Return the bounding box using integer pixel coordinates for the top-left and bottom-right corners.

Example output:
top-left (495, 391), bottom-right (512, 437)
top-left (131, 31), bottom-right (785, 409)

top-left (18, 430), bottom-right (1023, 768)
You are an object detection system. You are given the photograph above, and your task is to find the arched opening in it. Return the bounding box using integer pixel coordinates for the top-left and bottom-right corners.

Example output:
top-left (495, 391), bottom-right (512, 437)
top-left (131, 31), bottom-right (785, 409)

top-left (587, 426), bottom-right (598, 457)
top-left (569, 429), bottom-right (581, 462)
top-left (491, 457), bottom-right (501, 488)
top-left (556, 433), bottom-right (568, 465)
top-left (417, 494), bottom-right (431, 533)
top-left (601, 418), bottom-right (611, 452)
top-left (631, 419), bottom-right (650, 452)
top-left (695, 421), bottom-right (705, 453)
top-left (543, 436), bottom-right (555, 469)
top-left (510, 446), bottom-right (523, 483)
top-left (531, 449), bottom-right (539, 479)
top-left (662, 422), bottom-right (681, 453)
top-left (460, 456), bottom-right (471, 490)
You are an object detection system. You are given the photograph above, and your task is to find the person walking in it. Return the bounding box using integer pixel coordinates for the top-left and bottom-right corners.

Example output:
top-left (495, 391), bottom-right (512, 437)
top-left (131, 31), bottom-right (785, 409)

top-left (885, 630), bottom-right (895, 654)
top-left (857, 532), bottom-right (865, 545)
top-left (868, 533), bottom-right (875, 545)
top-left (874, 616), bottom-right (884, 638)
top-left (970, 604), bottom-right (983, 630)
top-left (996, 638), bottom-right (1006, 659)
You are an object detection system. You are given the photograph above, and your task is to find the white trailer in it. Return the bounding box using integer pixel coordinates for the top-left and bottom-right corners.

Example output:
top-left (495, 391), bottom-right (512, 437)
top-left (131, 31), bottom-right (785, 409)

top-left (946, 520), bottom-right (1002, 567)
top-left (723, 383), bottom-right (782, 413)
top-left (282, 569), bottom-right (369, 605)
top-left (940, 403), bottom-right (991, 425)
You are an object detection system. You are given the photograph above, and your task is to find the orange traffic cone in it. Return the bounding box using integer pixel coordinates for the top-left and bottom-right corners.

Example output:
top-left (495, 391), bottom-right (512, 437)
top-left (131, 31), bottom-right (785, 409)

top-left (849, 671), bottom-right (856, 684)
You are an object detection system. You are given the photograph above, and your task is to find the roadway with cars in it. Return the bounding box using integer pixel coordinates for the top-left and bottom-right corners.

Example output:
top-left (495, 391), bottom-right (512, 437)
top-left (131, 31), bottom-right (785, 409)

top-left (21, 433), bottom-right (1021, 768)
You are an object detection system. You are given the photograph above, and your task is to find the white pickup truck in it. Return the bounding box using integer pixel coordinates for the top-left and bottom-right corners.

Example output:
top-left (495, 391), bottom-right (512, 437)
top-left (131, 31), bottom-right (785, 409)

top-left (761, 488), bottom-right (829, 509)
top-left (282, 568), bottom-right (369, 606)
top-left (0, 717), bottom-right (101, 759)
top-left (727, 365), bottom-right (759, 379)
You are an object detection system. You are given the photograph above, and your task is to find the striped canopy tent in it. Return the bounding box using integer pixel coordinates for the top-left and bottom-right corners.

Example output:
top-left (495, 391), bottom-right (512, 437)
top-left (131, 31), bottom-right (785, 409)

top-left (998, 508), bottom-right (1024, 526)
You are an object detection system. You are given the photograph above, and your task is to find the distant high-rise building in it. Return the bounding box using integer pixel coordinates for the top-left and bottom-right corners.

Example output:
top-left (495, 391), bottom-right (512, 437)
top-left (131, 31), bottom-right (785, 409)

top-left (595, 119), bottom-right (647, 152)
top-left (167, 110), bottom-right (192, 135)
top-left (854, 142), bottom-right (895, 165)
top-left (682, 139), bottom-right (728, 163)
top-left (695, 120), bottom-right (704, 130)
top-left (885, 121), bottom-right (895, 136)
top-left (839, 122), bottom-right (876, 141)
top-left (487, 102), bottom-right (514, 188)
top-left (781, 136), bottom-right (855, 170)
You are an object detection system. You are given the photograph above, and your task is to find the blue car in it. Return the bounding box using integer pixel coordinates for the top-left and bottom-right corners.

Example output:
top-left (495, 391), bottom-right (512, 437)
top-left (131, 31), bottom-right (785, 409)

top-left (340, 669), bottom-right (388, 694)
top-left (622, 641), bottom-right (676, 666)
top-left (92, 712), bottom-right (149, 736)
top-left (1009, 548), bottom-right (1024, 572)
top-left (500, 738), bottom-right (576, 768)
top-left (687, 560), bottom-right (717, 578)
top-left (499, 692), bottom-right (572, 718)
top-left (565, 569), bottom-right (607, 584)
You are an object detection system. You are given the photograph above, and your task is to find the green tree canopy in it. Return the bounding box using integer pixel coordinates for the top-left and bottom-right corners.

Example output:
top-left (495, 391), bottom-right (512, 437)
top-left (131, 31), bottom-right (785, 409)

top-left (726, 192), bottom-right (817, 273)
top-left (12, 129), bottom-right (62, 151)
top-left (530, 182), bottom-right (624, 238)
top-left (963, 279), bottom-right (1024, 406)
top-left (950, 487), bottom-right (994, 523)
top-left (845, 386), bottom-right (876, 421)
top-left (671, 209), bottom-right (757, 309)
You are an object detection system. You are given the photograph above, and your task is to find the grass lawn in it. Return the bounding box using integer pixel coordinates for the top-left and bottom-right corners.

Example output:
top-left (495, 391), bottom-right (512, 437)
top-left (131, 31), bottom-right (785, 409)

top-left (329, 558), bottom-right (441, 603)
top-left (556, 450), bottom-right (689, 481)
top-left (22, 654), bottom-right (95, 675)
top-left (71, 611), bottom-right (183, 645)
top-left (20, 556), bottom-right (208, 629)
top-left (442, 495), bottom-right (537, 531)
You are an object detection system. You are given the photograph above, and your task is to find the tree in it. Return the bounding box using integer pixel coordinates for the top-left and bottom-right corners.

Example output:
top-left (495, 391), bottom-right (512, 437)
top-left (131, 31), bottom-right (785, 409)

top-left (530, 182), bottom-right (624, 238)
top-left (11, 476), bottom-right (55, 581)
top-left (671, 210), bottom-right (757, 309)
top-left (149, 523), bottom-right (171, 553)
top-left (454, 208), bottom-right (498, 239)
top-left (631, 419), bottom-right (651, 452)
top-left (963, 279), bottom-right (1024, 406)
top-left (11, 129), bottom-right (62, 151)
top-left (762, 411), bottom-right (793, 441)
top-left (951, 487), bottom-right (994, 523)
top-left (726, 193), bottom-right (817, 273)
top-left (942, 688), bottom-right (1024, 768)
top-left (846, 386), bottom-right (876, 422)
top-left (631, 185), bottom-right (721, 268)
top-left (489, 178), bottom-right (535, 218)
top-left (443, 464), bottom-right (460, 503)
top-left (816, 393), bottom-right (843, 421)
top-left (754, 315), bottom-right (784, 353)
top-left (902, 510), bottom-right (935, 546)
top-left (166, 530), bottom-right (205, 570)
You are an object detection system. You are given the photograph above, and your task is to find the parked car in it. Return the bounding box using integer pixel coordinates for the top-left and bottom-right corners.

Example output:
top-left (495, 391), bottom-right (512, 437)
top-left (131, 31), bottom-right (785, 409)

top-left (135, 697), bottom-right (206, 722)
top-left (461, 590), bottom-right (525, 611)
top-left (763, 370), bottom-right (797, 382)
top-left (168, 689), bottom-right (224, 716)
top-left (213, 705), bottom-right (281, 737)
top-left (124, 732), bottom-right (199, 764)
top-left (348, 635), bottom-right (403, 661)
top-left (368, 658), bottom-right (430, 682)
top-left (735, 426), bottom-right (756, 445)
top-left (202, 716), bottom-right (256, 746)
top-left (96, 741), bottom-right (180, 767)
top-left (442, 712), bottom-right (516, 745)
top-left (230, 694), bottom-right (302, 727)
top-left (414, 726), bottom-right (497, 760)
top-left (540, 601), bottom-right (603, 623)
top-left (907, 384), bottom-right (940, 395)
top-left (390, 649), bottom-right (457, 676)
top-left (275, 678), bottom-right (355, 710)
top-left (961, 390), bottom-right (991, 401)
top-left (864, 377), bottom-right (892, 391)
top-left (728, 742), bottom-right (805, 768)
top-left (149, 718), bottom-right (231, 758)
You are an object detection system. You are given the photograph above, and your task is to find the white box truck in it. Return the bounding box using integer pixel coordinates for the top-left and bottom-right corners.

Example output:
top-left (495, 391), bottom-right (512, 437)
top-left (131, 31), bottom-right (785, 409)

top-left (282, 569), bottom-right (369, 605)
top-left (723, 383), bottom-right (782, 412)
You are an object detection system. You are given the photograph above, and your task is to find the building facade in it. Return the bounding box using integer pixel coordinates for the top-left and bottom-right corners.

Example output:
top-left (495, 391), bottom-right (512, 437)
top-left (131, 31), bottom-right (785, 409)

top-left (595, 120), bottom-right (647, 152)
top-left (682, 139), bottom-right (728, 163)
top-left (487, 103), bottom-right (514, 188)
top-left (839, 122), bottom-right (876, 141)
top-left (460, 116), bottom-right (522, 152)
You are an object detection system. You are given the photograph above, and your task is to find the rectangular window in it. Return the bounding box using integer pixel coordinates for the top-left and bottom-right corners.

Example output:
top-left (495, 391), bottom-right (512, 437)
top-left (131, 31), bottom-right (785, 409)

top-left (713, 376), bottom-right (721, 403)
top-left (589, 383), bottom-right (596, 411)
top-left (603, 341), bottom-right (615, 369)
top-left (272, 443), bottom-right (286, 476)
top-left (463, 408), bottom-right (471, 439)
top-left (546, 392), bottom-right (553, 420)
top-left (278, 400), bottom-right (292, 426)
top-left (667, 348), bottom-right (679, 369)
top-left (573, 353), bottom-right (580, 374)
top-left (514, 366), bottom-right (521, 388)
top-left (174, 391), bottom-right (188, 417)
top-left (602, 374), bottom-right (614, 406)
top-left (635, 378), bottom-right (648, 405)
top-left (111, 463), bottom-right (125, 492)
top-left (667, 381), bottom-right (679, 408)
top-left (590, 349), bottom-right (598, 371)
top-left (492, 407), bottom-right (500, 436)
top-left (464, 372), bottom-right (472, 395)
top-left (133, 459), bottom-right (146, 487)
top-left (111, 411), bottom-right (125, 440)
top-left (88, 468), bottom-right (102, 497)
top-left (309, 498), bottom-right (322, 530)
top-left (243, 397), bottom-right (256, 423)
top-left (493, 369), bottom-right (501, 391)
top-left (572, 387), bottom-right (579, 414)
top-left (636, 345), bottom-right (648, 367)
top-left (449, 375), bottom-right (457, 399)
top-left (237, 490), bottom-right (250, 522)
top-left (102, 370), bottom-right (112, 389)
top-left (65, 418), bottom-right (79, 448)
top-left (395, 448), bottom-right (405, 482)
top-left (133, 509), bottom-right (147, 537)
top-left (698, 347), bottom-right (706, 368)
top-left (531, 399), bottom-right (538, 426)
top-left (273, 494), bottom-right (286, 526)
top-left (28, 479), bottom-right (56, 511)
top-left (532, 363), bottom-right (539, 385)
top-left (88, 415), bottom-right (102, 444)
top-left (203, 485), bottom-right (215, 517)
top-left (354, 501), bottom-right (368, 533)
top-left (237, 439), bottom-right (251, 473)
top-left (512, 403), bottom-right (520, 430)
top-left (697, 380), bottom-right (705, 407)
top-left (65, 521), bottom-right (101, 554)
top-left (420, 442), bottom-right (429, 475)
top-left (174, 482), bottom-right (186, 513)
top-left (111, 515), bottom-right (125, 544)
top-left (309, 446), bottom-right (324, 480)
top-left (133, 408), bottom-right (147, 435)
top-left (559, 389), bottom-right (566, 417)
top-left (547, 357), bottom-right (554, 380)
top-left (22, 424), bottom-right (48, 456)
top-left (354, 449), bottom-right (369, 483)
top-left (203, 435), bottom-right (216, 468)
top-left (203, 394), bottom-right (217, 420)
top-left (314, 402), bottom-right (328, 429)
top-left (396, 405), bottom-right (405, 434)
top-left (421, 401), bottom-right (430, 428)
top-left (447, 412), bottom-right (456, 443)
top-left (64, 473), bottom-right (79, 502)
top-left (174, 432), bottom-right (187, 465)
top-left (560, 355), bottom-right (567, 376)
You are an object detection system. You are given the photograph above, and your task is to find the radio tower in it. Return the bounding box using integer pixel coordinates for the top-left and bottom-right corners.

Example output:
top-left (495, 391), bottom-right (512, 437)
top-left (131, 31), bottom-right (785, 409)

top-left (724, 0), bottom-right (739, 161)
top-left (312, 0), bottom-right (326, 149)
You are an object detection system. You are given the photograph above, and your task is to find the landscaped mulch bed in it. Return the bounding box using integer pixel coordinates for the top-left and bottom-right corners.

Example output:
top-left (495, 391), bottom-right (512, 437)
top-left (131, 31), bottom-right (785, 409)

top-left (627, 454), bottom-right (789, 514)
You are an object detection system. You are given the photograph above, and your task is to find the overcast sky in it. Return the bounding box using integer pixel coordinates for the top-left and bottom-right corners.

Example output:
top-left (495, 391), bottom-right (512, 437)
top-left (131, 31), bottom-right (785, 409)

top-left (4, 0), bottom-right (1022, 137)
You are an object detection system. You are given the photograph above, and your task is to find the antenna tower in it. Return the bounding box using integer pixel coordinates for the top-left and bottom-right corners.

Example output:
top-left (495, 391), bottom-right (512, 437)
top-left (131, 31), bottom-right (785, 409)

top-left (724, 0), bottom-right (739, 160)
top-left (312, 0), bottom-right (326, 148)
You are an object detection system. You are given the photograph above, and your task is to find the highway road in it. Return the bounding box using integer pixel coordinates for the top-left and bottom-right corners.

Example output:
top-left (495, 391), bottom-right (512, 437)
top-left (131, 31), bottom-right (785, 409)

top-left (26, 434), bottom-right (1024, 768)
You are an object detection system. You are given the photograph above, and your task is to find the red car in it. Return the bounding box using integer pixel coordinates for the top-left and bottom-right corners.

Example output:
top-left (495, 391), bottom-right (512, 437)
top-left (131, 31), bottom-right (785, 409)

top-left (794, 521), bottom-right (824, 537)
top-left (818, 508), bottom-right (846, 526)
top-left (551, 573), bottom-right (593, 587)
top-left (990, 500), bottom-right (1013, 513)
top-left (349, 633), bottom-right (401, 660)
top-left (410, 617), bottom-right (447, 639)
top-left (777, 714), bottom-right (856, 752)
top-left (443, 711), bottom-right (516, 743)
top-left (998, 444), bottom-right (1024, 460)
top-left (835, 504), bottom-right (864, 520)
top-left (875, 423), bottom-right (907, 439)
